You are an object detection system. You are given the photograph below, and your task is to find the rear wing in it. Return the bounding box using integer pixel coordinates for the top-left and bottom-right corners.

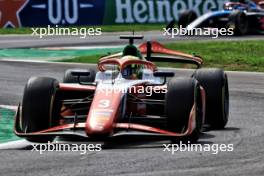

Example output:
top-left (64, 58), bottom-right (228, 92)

top-left (120, 34), bottom-right (144, 45)
top-left (147, 56), bottom-right (201, 68)
top-left (139, 41), bottom-right (203, 68)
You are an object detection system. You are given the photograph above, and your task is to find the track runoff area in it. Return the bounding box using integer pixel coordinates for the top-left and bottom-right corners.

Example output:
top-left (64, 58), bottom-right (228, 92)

top-left (0, 58), bottom-right (264, 175)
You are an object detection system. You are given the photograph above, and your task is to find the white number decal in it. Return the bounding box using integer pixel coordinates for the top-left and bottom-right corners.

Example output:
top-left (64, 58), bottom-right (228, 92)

top-left (64, 0), bottom-right (78, 24)
top-left (98, 100), bottom-right (110, 108)
top-left (48, 0), bottom-right (79, 24)
top-left (48, 0), bottom-right (62, 24)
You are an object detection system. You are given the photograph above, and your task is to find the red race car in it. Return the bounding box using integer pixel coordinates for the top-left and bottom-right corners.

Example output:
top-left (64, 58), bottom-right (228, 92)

top-left (14, 35), bottom-right (229, 143)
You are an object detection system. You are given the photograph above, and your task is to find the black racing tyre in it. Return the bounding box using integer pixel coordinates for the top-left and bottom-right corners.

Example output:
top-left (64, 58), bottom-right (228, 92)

top-left (228, 11), bottom-right (248, 35)
top-left (166, 77), bottom-right (203, 142)
top-left (22, 77), bottom-right (60, 143)
top-left (193, 68), bottom-right (229, 129)
top-left (63, 68), bottom-right (96, 83)
top-left (178, 10), bottom-right (197, 28)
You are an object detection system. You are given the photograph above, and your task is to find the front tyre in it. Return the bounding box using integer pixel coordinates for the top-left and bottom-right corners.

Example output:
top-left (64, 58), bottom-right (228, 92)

top-left (193, 68), bottom-right (229, 129)
top-left (22, 77), bottom-right (60, 143)
top-left (166, 77), bottom-right (203, 142)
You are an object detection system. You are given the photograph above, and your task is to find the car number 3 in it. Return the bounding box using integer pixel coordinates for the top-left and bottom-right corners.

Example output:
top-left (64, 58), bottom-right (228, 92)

top-left (98, 100), bottom-right (110, 108)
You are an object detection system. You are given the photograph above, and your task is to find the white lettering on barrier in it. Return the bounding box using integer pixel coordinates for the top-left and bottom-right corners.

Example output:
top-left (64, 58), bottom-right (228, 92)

top-left (203, 0), bottom-right (217, 14)
top-left (147, 0), bottom-right (156, 23)
top-left (115, 0), bottom-right (134, 23)
top-left (172, 0), bottom-right (187, 21)
top-left (188, 0), bottom-right (202, 16)
top-left (157, 0), bottom-right (173, 23)
top-left (134, 1), bottom-right (148, 23)
top-left (114, 0), bottom-right (228, 24)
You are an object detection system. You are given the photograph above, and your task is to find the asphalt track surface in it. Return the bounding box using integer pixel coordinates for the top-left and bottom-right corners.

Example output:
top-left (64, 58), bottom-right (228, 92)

top-left (0, 60), bottom-right (263, 176)
top-left (0, 31), bottom-right (264, 48)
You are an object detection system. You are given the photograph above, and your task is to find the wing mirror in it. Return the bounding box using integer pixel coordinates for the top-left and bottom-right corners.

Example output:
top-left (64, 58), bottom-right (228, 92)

top-left (71, 70), bottom-right (91, 77)
top-left (70, 70), bottom-right (96, 85)
top-left (151, 71), bottom-right (175, 86)
top-left (153, 71), bottom-right (175, 77)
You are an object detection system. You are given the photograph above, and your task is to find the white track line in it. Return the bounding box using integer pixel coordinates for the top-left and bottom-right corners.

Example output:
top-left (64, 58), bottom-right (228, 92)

top-left (0, 140), bottom-right (31, 149)
top-left (0, 105), bottom-right (17, 111)
top-left (0, 58), bottom-right (97, 65)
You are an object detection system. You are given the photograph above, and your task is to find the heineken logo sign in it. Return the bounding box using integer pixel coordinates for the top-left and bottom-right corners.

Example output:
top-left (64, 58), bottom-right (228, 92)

top-left (114, 0), bottom-right (227, 23)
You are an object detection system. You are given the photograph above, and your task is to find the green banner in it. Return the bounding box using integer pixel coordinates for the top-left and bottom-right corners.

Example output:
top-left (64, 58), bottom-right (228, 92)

top-left (104, 0), bottom-right (228, 24)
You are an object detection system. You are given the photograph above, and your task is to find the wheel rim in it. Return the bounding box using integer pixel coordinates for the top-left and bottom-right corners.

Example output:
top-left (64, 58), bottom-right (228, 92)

top-left (222, 74), bottom-right (229, 123)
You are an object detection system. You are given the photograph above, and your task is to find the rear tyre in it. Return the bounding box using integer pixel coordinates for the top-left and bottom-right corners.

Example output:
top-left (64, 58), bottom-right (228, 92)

top-left (22, 77), bottom-right (60, 143)
top-left (193, 68), bottom-right (229, 129)
top-left (166, 77), bottom-right (203, 142)
top-left (178, 10), bottom-right (197, 28)
top-left (228, 11), bottom-right (248, 35)
top-left (63, 68), bottom-right (96, 83)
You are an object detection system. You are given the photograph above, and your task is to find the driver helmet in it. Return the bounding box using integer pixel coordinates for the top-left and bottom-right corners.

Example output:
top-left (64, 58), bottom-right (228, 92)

top-left (122, 63), bottom-right (143, 80)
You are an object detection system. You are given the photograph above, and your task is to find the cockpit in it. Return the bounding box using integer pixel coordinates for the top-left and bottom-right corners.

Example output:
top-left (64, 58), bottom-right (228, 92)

top-left (96, 56), bottom-right (157, 82)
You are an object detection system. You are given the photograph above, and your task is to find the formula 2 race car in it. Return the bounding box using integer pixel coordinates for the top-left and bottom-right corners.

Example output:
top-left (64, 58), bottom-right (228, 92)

top-left (14, 35), bottom-right (229, 143)
top-left (179, 0), bottom-right (264, 35)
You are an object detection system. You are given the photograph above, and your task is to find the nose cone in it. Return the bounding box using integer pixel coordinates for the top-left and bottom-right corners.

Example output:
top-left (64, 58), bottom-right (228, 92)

top-left (85, 85), bottom-right (123, 137)
top-left (85, 110), bottom-right (114, 136)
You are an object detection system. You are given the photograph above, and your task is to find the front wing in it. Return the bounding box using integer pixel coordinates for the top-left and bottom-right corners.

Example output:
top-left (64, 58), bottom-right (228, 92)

top-left (14, 104), bottom-right (197, 140)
